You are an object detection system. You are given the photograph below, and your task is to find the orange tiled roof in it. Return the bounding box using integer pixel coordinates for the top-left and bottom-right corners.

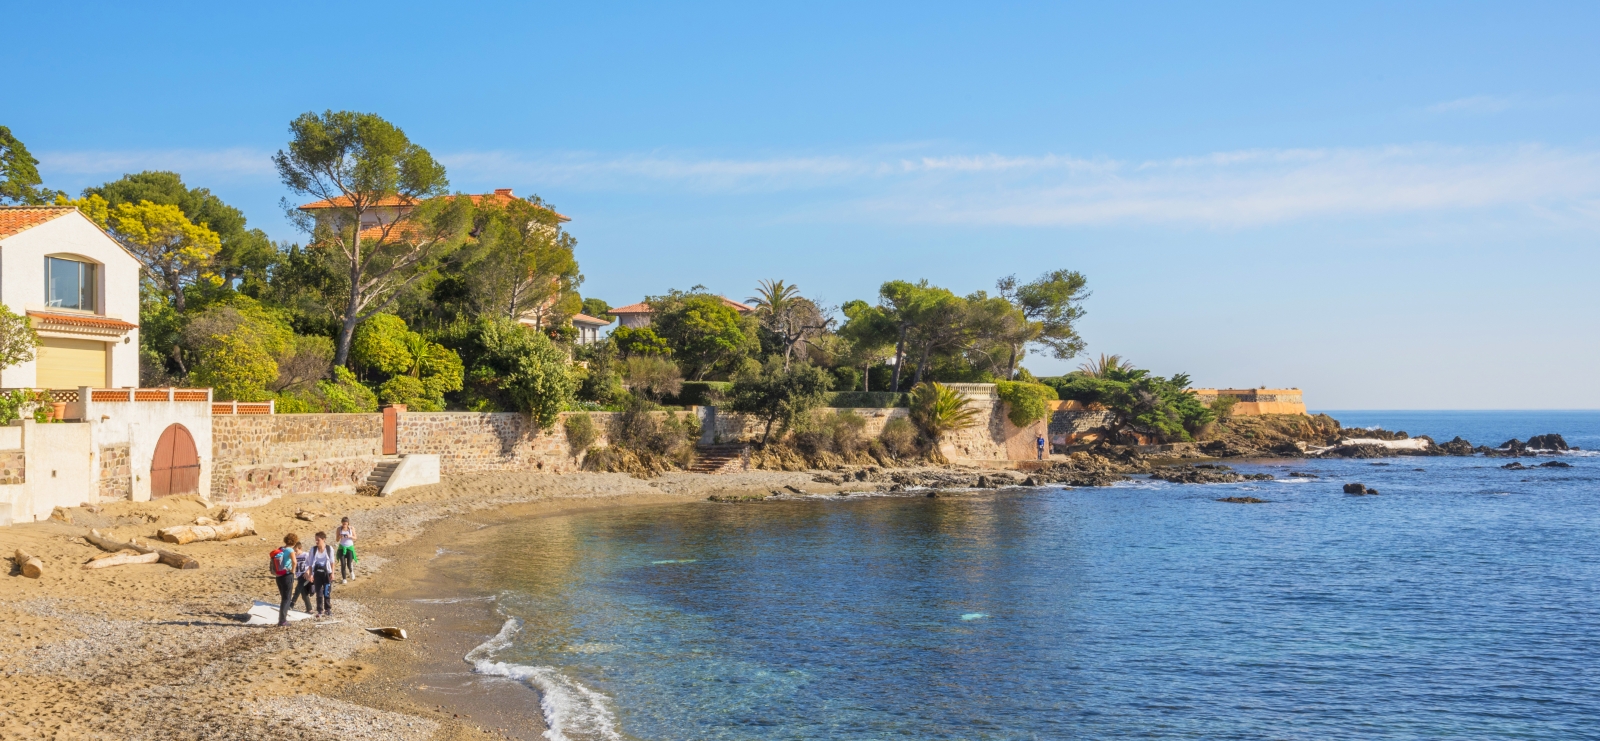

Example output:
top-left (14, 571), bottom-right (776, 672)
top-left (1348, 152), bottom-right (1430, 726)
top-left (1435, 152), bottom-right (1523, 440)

top-left (0, 207), bottom-right (76, 240)
top-left (300, 189), bottom-right (569, 222)
top-left (610, 297), bottom-right (753, 315)
top-left (27, 310), bottom-right (138, 331)
top-left (570, 312), bottom-right (612, 326)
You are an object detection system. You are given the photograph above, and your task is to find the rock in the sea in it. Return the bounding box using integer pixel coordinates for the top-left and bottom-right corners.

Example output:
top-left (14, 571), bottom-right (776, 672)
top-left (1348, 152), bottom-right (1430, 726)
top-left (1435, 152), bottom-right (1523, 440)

top-left (1438, 436), bottom-right (1476, 456)
top-left (1217, 496), bottom-right (1267, 504)
top-left (1526, 434), bottom-right (1570, 451)
top-left (1288, 471), bottom-right (1319, 478)
top-left (1150, 465), bottom-right (1273, 484)
top-left (1538, 460), bottom-right (1572, 468)
top-left (1343, 483), bottom-right (1368, 494)
top-left (1501, 462), bottom-right (1527, 470)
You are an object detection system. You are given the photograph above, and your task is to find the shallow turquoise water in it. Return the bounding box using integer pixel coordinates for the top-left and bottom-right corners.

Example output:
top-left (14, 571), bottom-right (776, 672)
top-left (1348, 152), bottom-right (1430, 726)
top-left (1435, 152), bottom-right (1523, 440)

top-left (461, 412), bottom-right (1600, 740)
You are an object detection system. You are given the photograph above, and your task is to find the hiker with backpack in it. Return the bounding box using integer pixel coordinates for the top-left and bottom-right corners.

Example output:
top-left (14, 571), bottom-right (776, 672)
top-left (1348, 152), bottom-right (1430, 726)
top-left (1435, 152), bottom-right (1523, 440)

top-left (270, 534), bottom-right (300, 627)
top-left (306, 531), bottom-right (337, 617)
top-left (292, 539), bottom-right (316, 614)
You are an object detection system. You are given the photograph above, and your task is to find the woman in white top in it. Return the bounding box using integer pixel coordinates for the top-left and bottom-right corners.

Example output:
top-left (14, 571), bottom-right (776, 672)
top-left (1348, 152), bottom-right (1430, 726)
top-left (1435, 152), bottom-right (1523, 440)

top-left (307, 532), bottom-right (336, 617)
top-left (336, 517), bottom-right (358, 583)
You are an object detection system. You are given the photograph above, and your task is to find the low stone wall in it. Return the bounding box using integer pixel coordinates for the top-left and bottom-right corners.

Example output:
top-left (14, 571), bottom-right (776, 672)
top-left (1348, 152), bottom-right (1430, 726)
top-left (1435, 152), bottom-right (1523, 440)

top-left (704, 384), bottom-right (1048, 463)
top-left (97, 444), bottom-right (130, 501)
top-left (210, 414), bottom-right (385, 502)
top-left (397, 412), bottom-right (625, 475)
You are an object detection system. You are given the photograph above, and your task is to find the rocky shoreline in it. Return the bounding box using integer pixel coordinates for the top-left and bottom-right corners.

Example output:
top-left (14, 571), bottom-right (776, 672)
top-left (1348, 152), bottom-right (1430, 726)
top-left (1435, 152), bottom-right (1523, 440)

top-left (793, 430), bottom-right (1581, 494)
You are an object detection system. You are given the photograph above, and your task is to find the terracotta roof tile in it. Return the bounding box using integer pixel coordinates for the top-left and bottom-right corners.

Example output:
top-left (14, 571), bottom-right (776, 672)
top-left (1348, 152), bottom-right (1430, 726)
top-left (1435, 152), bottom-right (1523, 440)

top-left (27, 310), bottom-right (138, 331)
top-left (609, 297), bottom-right (753, 315)
top-left (570, 313), bottom-right (612, 326)
top-left (0, 207), bottom-right (76, 240)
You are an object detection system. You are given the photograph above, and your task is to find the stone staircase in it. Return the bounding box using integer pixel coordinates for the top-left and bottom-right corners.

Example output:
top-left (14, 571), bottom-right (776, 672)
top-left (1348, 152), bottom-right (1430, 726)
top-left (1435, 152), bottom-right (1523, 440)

top-left (361, 456), bottom-right (402, 494)
top-left (689, 444), bottom-right (749, 474)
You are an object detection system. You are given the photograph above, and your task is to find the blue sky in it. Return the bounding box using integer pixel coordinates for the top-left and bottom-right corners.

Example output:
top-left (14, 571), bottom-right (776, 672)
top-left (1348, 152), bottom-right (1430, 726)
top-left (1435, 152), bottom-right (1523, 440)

top-left (7, 2), bottom-right (1598, 408)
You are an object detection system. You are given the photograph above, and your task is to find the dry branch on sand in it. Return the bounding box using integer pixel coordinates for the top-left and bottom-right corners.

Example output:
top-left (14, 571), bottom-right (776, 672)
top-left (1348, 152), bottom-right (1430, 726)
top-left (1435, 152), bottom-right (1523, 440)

top-left (86, 530), bottom-right (199, 570)
top-left (83, 550), bottom-right (161, 569)
top-left (159, 510), bottom-right (255, 545)
top-left (294, 508), bottom-right (330, 522)
top-left (14, 548), bottom-right (42, 578)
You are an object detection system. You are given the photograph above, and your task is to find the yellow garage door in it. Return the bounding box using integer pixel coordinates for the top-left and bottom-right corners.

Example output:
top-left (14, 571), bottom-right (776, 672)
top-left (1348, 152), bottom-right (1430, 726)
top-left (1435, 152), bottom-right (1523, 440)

top-left (37, 338), bottom-right (107, 389)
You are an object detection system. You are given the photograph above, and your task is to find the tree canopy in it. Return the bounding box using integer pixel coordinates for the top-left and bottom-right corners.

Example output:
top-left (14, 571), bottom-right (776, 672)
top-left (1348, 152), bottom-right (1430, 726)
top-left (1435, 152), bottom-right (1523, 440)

top-left (0, 126), bottom-right (56, 205)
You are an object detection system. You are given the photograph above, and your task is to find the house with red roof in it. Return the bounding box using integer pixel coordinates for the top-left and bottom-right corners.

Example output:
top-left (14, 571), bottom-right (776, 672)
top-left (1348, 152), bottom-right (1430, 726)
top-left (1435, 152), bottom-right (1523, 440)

top-left (610, 296), bottom-right (755, 329)
top-left (0, 206), bottom-right (142, 389)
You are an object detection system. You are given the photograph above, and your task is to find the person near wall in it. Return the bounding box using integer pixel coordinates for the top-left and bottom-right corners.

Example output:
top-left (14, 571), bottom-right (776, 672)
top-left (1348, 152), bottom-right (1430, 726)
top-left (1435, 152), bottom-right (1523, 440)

top-left (270, 534), bottom-right (300, 627)
top-left (292, 541), bottom-right (316, 614)
top-left (306, 532), bottom-right (337, 617)
top-left (1036, 434), bottom-right (1047, 460)
top-left (336, 517), bottom-right (358, 584)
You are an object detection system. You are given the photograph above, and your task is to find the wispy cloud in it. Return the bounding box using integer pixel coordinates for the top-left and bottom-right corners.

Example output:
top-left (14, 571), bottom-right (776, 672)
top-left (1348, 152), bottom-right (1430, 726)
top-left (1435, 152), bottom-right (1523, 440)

top-left (37, 148), bottom-right (276, 181)
top-left (38, 143), bottom-right (1600, 230)
top-left (445, 144), bottom-right (1600, 228)
top-left (1427, 95), bottom-right (1515, 114)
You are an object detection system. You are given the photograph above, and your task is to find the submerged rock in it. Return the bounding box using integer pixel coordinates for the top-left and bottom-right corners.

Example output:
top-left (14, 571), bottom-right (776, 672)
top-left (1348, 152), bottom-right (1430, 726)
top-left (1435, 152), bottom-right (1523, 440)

top-left (1343, 483), bottom-right (1380, 495)
top-left (1151, 465), bottom-right (1273, 484)
top-left (1538, 460), bottom-right (1572, 468)
top-left (1502, 462), bottom-right (1528, 470)
top-left (1217, 496), bottom-right (1268, 504)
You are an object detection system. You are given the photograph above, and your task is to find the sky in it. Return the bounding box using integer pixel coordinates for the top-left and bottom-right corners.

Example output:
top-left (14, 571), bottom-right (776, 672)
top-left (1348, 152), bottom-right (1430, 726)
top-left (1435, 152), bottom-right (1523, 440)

top-left (6, 1), bottom-right (1598, 409)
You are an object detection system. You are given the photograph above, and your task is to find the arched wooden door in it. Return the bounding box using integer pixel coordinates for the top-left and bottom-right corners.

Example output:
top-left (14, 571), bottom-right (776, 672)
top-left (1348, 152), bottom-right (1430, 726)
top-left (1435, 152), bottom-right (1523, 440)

top-left (151, 424), bottom-right (200, 498)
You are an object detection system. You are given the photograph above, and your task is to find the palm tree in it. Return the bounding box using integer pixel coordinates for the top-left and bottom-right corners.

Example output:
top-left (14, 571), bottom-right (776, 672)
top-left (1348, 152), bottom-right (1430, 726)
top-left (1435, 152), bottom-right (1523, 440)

top-left (1077, 353), bottom-right (1131, 378)
top-left (748, 279), bottom-right (800, 317)
top-left (909, 382), bottom-right (980, 445)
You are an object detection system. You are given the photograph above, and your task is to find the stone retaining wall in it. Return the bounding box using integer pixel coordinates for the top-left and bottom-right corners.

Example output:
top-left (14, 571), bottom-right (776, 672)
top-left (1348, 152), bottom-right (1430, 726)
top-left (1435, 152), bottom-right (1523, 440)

top-left (396, 412), bottom-right (592, 475)
top-left (210, 414), bottom-right (385, 502)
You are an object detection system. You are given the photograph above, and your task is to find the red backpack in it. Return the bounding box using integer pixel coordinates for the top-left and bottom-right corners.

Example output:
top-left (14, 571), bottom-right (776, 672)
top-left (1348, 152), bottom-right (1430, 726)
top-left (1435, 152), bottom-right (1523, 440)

top-left (270, 546), bottom-right (294, 577)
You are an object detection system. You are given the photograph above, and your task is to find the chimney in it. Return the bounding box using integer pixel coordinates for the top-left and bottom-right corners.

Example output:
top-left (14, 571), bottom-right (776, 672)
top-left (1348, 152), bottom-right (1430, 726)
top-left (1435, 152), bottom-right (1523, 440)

top-left (494, 188), bottom-right (514, 197)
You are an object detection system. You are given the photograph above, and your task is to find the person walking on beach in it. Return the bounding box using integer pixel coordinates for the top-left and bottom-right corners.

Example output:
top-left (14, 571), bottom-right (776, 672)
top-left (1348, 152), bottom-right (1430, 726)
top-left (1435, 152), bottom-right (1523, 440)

top-left (336, 517), bottom-right (358, 584)
top-left (270, 534), bottom-right (299, 627)
top-left (292, 540), bottom-right (316, 614)
top-left (306, 532), bottom-right (336, 617)
top-left (1036, 434), bottom-right (1047, 460)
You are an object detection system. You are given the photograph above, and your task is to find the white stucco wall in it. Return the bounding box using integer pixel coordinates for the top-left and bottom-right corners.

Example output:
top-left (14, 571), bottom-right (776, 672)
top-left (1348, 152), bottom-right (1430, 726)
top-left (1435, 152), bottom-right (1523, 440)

top-left (86, 397), bottom-right (213, 502)
top-left (0, 421), bottom-right (96, 523)
top-left (0, 212), bottom-right (142, 388)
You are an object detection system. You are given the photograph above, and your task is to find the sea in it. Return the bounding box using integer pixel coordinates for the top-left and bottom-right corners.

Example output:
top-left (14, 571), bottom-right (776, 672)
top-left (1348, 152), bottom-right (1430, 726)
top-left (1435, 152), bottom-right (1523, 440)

top-left (444, 411), bottom-right (1600, 740)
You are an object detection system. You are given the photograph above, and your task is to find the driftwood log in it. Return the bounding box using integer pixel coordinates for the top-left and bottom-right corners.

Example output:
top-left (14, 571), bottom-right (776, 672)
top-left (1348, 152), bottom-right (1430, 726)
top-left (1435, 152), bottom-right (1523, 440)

top-left (14, 549), bottom-right (42, 578)
top-left (86, 530), bottom-right (199, 570)
top-left (294, 509), bottom-right (329, 522)
top-left (158, 511), bottom-right (255, 545)
top-left (365, 626), bottom-right (407, 640)
top-left (83, 550), bottom-right (161, 569)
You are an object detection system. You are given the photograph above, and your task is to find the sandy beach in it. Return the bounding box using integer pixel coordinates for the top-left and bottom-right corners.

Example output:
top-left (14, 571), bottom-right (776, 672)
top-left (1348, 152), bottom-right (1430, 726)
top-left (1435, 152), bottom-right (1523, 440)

top-left (0, 469), bottom-right (856, 740)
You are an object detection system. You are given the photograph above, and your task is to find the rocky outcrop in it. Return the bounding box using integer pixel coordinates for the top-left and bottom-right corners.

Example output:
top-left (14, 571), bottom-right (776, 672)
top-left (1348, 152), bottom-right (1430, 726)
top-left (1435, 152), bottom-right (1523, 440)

top-left (1150, 464), bottom-right (1273, 484)
top-left (1486, 434), bottom-right (1573, 457)
top-left (1343, 483), bottom-right (1378, 495)
top-left (1526, 434), bottom-right (1570, 451)
top-left (1319, 444), bottom-right (1400, 459)
top-left (1437, 436), bottom-right (1476, 456)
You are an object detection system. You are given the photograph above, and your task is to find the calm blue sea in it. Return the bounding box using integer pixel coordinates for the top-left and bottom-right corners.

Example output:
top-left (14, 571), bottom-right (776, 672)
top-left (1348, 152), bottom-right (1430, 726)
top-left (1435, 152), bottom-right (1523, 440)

top-left (459, 411), bottom-right (1600, 740)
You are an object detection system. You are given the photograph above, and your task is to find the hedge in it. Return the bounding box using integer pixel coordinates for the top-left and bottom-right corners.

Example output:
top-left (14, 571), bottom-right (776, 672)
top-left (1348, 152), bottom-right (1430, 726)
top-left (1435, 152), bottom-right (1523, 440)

top-left (823, 391), bottom-right (909, 408)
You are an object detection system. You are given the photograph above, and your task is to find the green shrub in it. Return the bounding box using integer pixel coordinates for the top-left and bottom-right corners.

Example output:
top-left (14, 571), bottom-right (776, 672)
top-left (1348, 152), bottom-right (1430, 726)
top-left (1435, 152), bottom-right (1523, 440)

top-left (316, 366), bottom-right (379, 413)
top-left (823, 391), bottom-right (907, 408)
top-left (879, 417), bottom-right (920, 459)
top-left (909, 382), bottom-right (980, 443)
top-left (671, 381), bottom-right (733, 406)
top-left (995, 381), bottom-right (1058, 427)
top-left (351, 314), bottom-right (414, 376)
top-left (379, 375), bottom-right (443, 411)
top-left (727, 359), bottom-right (833, 443)
top-left (564, 413), bottom-right (599, 453)
top-left (449, 317), bottom-right (578, 427)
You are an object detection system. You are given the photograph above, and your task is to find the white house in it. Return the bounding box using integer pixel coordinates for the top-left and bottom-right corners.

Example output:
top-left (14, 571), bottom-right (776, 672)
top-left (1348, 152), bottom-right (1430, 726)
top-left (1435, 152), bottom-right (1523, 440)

top-left (0, 207), bottom-right (142, 389)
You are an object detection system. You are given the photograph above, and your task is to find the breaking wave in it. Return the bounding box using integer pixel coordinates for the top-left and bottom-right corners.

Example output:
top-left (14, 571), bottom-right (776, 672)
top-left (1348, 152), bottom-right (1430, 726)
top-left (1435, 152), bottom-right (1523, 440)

top-left (466, 618), bottom-right (624, 741)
